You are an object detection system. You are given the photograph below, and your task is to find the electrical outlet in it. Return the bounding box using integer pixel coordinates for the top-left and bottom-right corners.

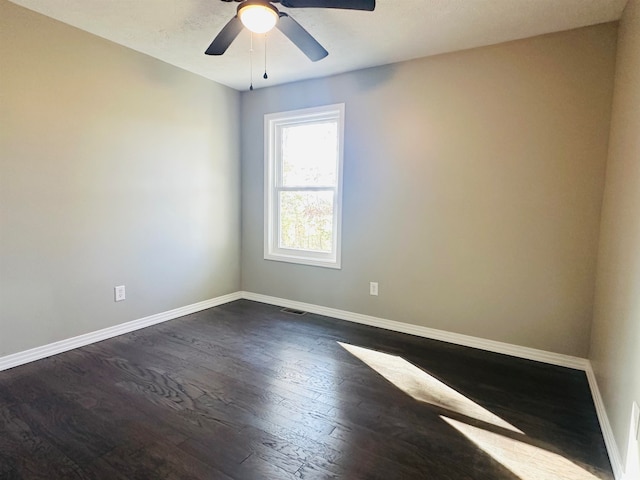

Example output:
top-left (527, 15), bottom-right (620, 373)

top-left (114, 285), bottom-right (126, 302)
top-left (369, 282), bottom-right (378, 296)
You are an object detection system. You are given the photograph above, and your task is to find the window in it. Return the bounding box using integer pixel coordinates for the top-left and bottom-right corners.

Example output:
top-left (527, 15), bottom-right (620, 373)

top-left (264, 104), bottom-right (345, 268)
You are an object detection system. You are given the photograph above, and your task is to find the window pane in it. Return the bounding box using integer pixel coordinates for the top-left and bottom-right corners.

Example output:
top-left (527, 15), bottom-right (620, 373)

top-left (281, 122), bottom-right (338, 187)
top-left (279, 190), bottom-right (334, 252)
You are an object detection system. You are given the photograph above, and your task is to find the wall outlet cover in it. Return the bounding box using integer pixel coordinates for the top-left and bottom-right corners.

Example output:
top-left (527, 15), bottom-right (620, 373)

top-left (114, 285), bottom-right (126, 302)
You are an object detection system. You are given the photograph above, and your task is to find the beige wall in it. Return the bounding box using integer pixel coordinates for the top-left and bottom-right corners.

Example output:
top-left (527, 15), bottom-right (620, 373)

top-left (241, 24), bottom-right (617, 357)
top-left (590, 0), bottom-right (640, 475)
top-left (0, 1), bottom-right (241, 356)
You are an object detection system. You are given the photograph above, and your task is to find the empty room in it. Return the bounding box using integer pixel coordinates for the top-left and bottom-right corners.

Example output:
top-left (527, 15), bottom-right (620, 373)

top-left (1, 0), bottom-right (639, 478)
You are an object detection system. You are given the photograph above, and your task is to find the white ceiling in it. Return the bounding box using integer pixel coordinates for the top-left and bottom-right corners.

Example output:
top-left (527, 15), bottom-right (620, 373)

top-left (9, 0), bottom-right (627, 91)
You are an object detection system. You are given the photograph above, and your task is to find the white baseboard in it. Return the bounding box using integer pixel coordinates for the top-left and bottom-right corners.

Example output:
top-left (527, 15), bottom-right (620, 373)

top-left (240, 291), bottom-right (588, 370)
top-left (0, 292), bottom-right (242, 372)
top-left (585, 363), bottom-right (625, 479)
top-left (0, 290), bottom-right (623, 478)
top-left (0, 290), bottom-right (589, 373)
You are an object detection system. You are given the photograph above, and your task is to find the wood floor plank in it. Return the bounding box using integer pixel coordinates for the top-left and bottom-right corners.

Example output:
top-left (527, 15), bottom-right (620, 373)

top-left (0, 300), bottom-right (614, 479)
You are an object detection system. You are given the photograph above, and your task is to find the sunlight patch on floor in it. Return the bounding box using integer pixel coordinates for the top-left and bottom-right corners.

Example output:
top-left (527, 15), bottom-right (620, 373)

top-left (441, 416), bottom-right (603, 480)
top-left (338, 342), bottom-right (522, 433)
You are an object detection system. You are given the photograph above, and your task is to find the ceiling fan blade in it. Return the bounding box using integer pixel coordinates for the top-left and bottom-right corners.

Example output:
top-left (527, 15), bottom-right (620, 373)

top-left (205, 16), bottom-right (243, 55)
top-left (279, 0), bottom-right (375, 11)
top-left (276, 12), bottom-right (328, 62)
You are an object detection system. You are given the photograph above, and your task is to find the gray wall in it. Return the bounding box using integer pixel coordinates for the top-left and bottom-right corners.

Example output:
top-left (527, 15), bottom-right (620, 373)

top-left (590, 0), bottom-right (640, 474)
top-left (241, 24), bottom-right (617, 357)
top-left (0, 1), bottom-right (241, 356)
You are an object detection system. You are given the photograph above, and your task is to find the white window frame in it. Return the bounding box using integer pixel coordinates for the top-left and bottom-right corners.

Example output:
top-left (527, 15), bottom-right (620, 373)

top-left (264, 103), bottom-right (345, 269)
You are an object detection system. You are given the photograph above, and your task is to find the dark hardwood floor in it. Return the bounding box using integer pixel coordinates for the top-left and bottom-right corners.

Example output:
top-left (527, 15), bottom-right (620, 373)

top-left (0, 300), bottom-right (613, 479)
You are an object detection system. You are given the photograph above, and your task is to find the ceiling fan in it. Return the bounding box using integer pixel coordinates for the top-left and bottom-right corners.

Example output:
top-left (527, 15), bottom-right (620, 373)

top-left (205, 0), bottom-right (376, 62)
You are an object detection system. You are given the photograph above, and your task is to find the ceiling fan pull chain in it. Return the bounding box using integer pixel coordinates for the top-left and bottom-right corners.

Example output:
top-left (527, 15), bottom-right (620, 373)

top-left (263, 33), bottom-right (268, 80)
top-left (249, 32), bottom-right (254, 91)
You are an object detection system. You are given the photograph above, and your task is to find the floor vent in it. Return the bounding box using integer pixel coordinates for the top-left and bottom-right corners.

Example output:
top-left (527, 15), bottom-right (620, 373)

top-left (281, 307), bottom-right (307, 315)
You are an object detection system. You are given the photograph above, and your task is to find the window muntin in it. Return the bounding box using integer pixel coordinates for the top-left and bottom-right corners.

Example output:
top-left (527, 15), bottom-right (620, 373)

top-left (265, 104), bottom-right (344, 268)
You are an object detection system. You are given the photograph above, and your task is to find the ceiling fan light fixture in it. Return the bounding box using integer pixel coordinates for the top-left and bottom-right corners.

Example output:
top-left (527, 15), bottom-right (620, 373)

top-left (238, 1), bottom-right (279, 34)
